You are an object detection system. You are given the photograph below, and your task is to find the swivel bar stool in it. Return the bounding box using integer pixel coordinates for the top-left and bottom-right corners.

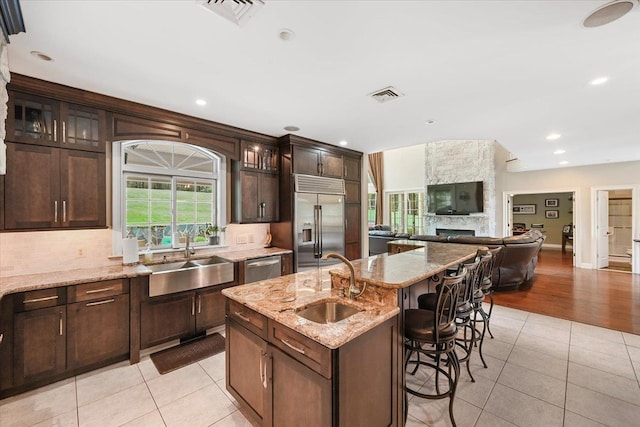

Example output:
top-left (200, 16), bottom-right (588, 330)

top-left (472, 252), bottom-right (495, 369)
top-left (478, 247), bottom-right (503, 339)
top-left (404, 268), bottom-right (466, 427)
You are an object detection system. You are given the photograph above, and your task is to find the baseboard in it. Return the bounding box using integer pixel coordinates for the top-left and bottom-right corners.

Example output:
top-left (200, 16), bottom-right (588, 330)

top-left (578, 263), bottom-right (593, 269)
top-left (542, 243), bottom-right (562, 250)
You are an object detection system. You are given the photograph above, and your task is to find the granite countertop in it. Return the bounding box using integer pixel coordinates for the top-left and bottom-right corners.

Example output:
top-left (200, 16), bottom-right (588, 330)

top-left (222, 267), bottom-right (400, 349)
top-left (0, 246), bottom-right (292, 299)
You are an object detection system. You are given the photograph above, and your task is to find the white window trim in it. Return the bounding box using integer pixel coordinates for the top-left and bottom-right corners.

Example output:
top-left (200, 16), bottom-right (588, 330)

top-left (385, 188), bottom-right (425, 234)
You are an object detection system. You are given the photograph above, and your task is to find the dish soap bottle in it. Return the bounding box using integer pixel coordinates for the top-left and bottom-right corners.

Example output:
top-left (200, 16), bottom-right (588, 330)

top-left (144, 244), bottom-right (153, 263)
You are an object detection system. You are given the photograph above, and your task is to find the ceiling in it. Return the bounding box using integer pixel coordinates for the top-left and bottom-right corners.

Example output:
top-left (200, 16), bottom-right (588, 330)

top-left (6, 0), bottom-right (640, 171)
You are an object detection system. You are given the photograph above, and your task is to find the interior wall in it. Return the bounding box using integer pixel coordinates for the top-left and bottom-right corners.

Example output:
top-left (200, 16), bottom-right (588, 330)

top-left (512, 192), bottom-right (573, 245)
top-left (498, 160), bottom-right (640, 268)
top-left (382, 144), bottom-right (426, 224)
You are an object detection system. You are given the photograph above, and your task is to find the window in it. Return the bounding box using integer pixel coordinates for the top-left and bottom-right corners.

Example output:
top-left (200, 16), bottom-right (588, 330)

top-left (367, 174), bottom-right (377, 227)
top-left (113, 140), bottom-right (226, 252)
top-left (387, 191), bottom-right (424, 235)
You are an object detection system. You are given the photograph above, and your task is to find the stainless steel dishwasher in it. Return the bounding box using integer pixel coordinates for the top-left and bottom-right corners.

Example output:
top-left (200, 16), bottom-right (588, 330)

top-left (244, 256), bottom-right (281, 284)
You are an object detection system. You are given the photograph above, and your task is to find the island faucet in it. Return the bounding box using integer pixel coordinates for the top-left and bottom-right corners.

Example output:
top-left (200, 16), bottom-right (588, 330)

top-left (322, 252), bottom-right (366, 300)
top-left (185, 234), bottom-right (196, 261)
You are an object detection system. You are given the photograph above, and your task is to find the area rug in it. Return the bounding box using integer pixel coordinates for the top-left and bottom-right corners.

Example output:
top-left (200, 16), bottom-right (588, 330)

top-left (150, 333), bottom-right (225, 375)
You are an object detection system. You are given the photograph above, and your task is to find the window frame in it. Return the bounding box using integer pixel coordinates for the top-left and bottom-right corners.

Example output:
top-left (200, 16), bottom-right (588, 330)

top-left (386, 190), bottom-right (425, 235)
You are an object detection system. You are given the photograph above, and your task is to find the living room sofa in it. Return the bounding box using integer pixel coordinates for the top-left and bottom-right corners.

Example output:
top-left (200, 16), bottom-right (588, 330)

top-left (368, 226), bottom-right (410, 256)
top-left (409, 230), bottom-right (545, 290)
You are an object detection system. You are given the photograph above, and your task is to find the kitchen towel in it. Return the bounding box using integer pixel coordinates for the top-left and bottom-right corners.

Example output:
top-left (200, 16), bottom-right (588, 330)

top-left (122, 237), bottom-right (139, 265)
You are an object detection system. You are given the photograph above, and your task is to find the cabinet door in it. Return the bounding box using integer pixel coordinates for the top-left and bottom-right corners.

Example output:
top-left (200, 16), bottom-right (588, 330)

top-left (345, 242), bottom-right (361, 261)
top-left (320, 152), bottom-right (343, 178)
top-left (292, 146), bottom-right (320, 176)
top-left (270, 345), bottom-right (332, 427)
top-left (60, 150), bottom-right (106, 227)
top-left (345, 204), bottom-right (361, 244)
top-left (7, 92), bottom-right (58, 146)
top-left (281, 253), bottom-right (293, 276)
top-left (195, 287), bottom-right (226, 332)
top-left (226, 319), bottom-right (269, 423)
top-left (14, 306), bottom-right (66, 386)
top-left (260, 173), bottom-right (279, 222)
top-left (67, 294), bottom-right (129, 370)
top-left (4, 143), bottom-right (60, 229)
top-left (239, 170), bottom-right (260, 222)
top-left (345, 181), bottom-right (360, 204)
top-left (59, 103), bottom-right (106, 152)
top-left (343, 156), bottom-right (361, 181)
top-left (140, 293), bottom-right (194, 349)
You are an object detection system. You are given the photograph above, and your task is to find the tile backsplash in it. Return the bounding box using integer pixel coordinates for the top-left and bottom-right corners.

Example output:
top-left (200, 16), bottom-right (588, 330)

top-left (0, 223), bottom-right (272, 277)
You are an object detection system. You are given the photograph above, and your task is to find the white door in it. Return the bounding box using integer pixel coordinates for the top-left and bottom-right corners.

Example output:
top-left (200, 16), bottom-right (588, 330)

top-left (596, 190), bottom-right (610, 269)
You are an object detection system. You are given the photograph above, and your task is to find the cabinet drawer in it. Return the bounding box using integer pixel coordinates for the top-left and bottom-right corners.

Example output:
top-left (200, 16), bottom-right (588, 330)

top-left (18, 288), bottom-right (65, 311)
top-left (68, 280), bottom-right (127, 303)
top-left (227, 299), bottom-right (267, 339)
top-left (268, 320), bottom-right (332, 379)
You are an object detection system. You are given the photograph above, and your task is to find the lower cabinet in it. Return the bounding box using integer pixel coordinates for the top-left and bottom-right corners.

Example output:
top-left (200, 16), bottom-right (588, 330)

top-left (226, 298), bottom-right (399, 427)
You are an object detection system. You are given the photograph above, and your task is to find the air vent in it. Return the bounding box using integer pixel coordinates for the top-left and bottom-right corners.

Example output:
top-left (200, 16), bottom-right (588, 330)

top-left (294, 174), bottom-right (345, 195)
top-left (369, 86), bottom-right (404, 103)
top-left (198, 0), bottom-right (265, 27)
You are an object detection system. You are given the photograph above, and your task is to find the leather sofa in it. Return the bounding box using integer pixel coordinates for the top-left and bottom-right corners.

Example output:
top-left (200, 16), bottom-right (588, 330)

top-left (368, 226), bottom-right (409, 255)
top-left (409, 230), bottom-right (545, 290)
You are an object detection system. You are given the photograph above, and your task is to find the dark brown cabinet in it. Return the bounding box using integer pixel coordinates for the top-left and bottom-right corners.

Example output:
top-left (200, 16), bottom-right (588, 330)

top-left (343, 156), bottom-right (361, 182)
top-left (67, 293), bottom-right (129, 371)
top-left (4, 142), bottom-right (106, 230)
top-left (195, 286), bottom-right (226, 333)
top-left (14, 305), bottom-right (66, 386)
top-left (8, 92), bottom-right (105, 152)
top-left (234, 141), bottom-right (279, 223)
top-left (281, 253), bottom-right (294, 276)
top-left (293, 145), bottom-right (343, 178)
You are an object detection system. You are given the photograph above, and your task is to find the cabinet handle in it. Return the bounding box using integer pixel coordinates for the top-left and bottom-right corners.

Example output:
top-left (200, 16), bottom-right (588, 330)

top-left (62, 121), bottom-right (66, 143)
top-left (234, 311), bottom-right (251, 323)
top-left (0, 333), bottom-right (3, 345)
top-left (191, 296), bottom-right (195, 316)
top-left (85, 287), bottom-right (115, 294)
top-left (321, 163), bottom-right (325, 176)
top-left (54, 200), bottom-right (58, 223)
top-left (53, 120), bottom-right (57, 142)
top-left (263, 353), bottom-right (269, 389)
top-left (59, 311), bottom-right (63, 336)
top-left (198, 295), bottom-right (202, 314)
top-left (280, 338), bottom-right (306, 355)
top-left (344, 164), bottom-right (347, 178)
top-left (62, 201), bottom-right (67, 223)
top-left (86, 298), bottom-right (115, 307)
top-left (259, 351), bottom-right (265, 388)
top-left (23, 295), bottom-right (59, 304)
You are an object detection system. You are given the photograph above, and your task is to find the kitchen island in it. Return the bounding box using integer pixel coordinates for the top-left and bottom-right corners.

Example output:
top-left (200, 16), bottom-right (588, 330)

top-left (223, 241), bottom-right (481, 427)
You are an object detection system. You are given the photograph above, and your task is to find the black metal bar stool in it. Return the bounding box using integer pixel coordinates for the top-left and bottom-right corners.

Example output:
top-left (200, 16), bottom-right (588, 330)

top-left (478, 247), bottom-right (503, 339)
top-left (471, 252), bottom-right (495, 368)
top-left (404, 269), bottom-right (466, 427)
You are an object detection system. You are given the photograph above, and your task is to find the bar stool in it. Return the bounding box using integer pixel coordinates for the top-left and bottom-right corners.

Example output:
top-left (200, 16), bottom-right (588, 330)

top-left (478, 247), bottom-right (502, 339)
top-left (417, 258), bottom-right (481, 382)
top-left (404, 269), bottom-right (466, 427)
top-left (472, 252), bottom-right (495, 369)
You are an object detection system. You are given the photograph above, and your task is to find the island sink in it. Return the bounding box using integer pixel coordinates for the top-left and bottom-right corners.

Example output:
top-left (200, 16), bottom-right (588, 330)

top-left (296, 301), bottom-right (362, 324)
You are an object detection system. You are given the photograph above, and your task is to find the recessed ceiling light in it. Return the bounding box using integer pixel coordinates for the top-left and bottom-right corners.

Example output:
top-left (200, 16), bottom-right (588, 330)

top-left (195, 99), bottom-right (207, 106)
top-left (553, 149), bottom-right (566, 155)
top-left (559, 160), bottom-right (569, 165)
top-left (583, 0), bottom-right (636, 28)
top-left (30, 51), bottom-right (53, 62)
top-left (284, 125), bottom-right (300, 132)
top-left (279, 28), bottom-right (295, 41)
top-left (590, 76), bottom-right (609, 86)
top-left (339, 140), bottom-right (348, 146)
top-left (425, 120), bottom-right (436, 125)
top-left (546, 133), bottom-right (561, 140)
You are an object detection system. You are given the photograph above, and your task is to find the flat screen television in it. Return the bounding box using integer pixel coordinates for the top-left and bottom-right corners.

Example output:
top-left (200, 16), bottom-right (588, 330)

top-left (427, 181), bottom-right (484, 215)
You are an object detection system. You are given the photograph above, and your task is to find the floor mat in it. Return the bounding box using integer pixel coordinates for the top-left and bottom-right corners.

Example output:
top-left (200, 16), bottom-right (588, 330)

top-left (150, 333), bottom-right (225, 375)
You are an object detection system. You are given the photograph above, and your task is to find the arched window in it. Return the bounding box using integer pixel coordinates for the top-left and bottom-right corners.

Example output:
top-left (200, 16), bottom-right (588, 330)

top-left (112, 140), bottom-right (226, 253)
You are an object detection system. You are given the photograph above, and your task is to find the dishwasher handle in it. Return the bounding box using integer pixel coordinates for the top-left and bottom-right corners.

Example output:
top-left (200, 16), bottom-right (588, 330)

top-left (247, 259), bottom-right (281, 268)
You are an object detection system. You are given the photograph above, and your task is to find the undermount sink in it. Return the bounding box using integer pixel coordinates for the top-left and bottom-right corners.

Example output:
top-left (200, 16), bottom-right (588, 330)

top-left (296, 301), bottom-right (362, 324)
top-left (147, 256), bottom-right (234, 297)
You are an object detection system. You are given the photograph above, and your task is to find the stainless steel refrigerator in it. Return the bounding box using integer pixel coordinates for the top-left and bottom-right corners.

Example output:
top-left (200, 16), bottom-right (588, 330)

top-left (294, 174), bottom-right (345, 271)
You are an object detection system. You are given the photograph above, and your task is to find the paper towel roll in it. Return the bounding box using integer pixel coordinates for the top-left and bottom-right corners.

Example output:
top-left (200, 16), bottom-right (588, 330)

top-left (122, 238), bottom-right (139, 265)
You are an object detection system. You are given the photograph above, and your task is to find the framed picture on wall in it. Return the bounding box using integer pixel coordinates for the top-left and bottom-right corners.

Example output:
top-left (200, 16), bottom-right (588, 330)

top-left (545, 210), bottom-right (559, 219)
top-left (513, 204), bottom-right (536, 215)
top-left (545, 198), bottom-right (559, 207)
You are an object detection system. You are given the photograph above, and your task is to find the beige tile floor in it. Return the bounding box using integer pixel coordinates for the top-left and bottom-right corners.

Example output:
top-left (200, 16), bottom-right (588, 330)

top-left (2, 305), bottom-right (640, 427)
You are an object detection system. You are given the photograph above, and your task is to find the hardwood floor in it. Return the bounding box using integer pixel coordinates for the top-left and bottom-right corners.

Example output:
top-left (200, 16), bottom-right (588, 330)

top-left (492, 248), bottom-right (640, 335)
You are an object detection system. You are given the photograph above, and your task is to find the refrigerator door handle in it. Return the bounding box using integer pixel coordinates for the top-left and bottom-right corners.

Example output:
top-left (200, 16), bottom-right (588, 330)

top-left (318, 205), bottom-right (323, 258)
top-left (313, 205), bottom-right (320, 258)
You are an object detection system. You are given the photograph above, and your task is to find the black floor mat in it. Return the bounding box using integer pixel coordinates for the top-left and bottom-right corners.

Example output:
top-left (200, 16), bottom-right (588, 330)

top-left (150, 333), bottom-right (225, 375)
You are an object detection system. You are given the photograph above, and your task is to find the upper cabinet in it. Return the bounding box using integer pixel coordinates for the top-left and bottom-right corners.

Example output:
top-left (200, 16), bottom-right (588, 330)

top-left (292, 145), bottom-right (343, 179)
top-left (343, 156), bottom-right (361, 182)
top-left (8, 91), bottom-right (106, 152)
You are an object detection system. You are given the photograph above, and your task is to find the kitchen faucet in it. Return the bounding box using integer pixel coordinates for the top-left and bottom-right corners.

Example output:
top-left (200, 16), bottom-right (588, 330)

top-left (322, 253), bottom-right (366, 300)
top-left (185, 234), bottom-right (196, 261)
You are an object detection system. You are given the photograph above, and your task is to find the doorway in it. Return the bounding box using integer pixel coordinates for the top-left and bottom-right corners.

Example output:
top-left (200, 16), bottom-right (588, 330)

top-left (593, 187), bottom-right (636, 273)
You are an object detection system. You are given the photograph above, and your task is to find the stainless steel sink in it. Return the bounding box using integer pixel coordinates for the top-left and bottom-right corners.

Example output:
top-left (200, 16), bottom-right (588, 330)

top-left (147, 257), bottom-right (234, 297)
top-left (296, 301), bottom-right (362, 324)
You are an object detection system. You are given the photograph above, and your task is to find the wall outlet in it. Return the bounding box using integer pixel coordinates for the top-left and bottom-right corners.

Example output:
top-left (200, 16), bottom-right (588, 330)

top-left (236, 234), bottom-right (247, 244)
top-left (77, 248), bottom-right (85, 257)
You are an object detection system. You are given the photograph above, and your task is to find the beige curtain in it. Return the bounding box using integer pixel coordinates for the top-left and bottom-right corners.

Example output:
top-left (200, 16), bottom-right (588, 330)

top-left (368, 152), bottom-right (384, 225)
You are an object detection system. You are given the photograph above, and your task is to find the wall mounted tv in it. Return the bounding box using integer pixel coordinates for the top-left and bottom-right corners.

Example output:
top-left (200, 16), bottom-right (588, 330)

top-left (427, 181), bottom-right (484, 215)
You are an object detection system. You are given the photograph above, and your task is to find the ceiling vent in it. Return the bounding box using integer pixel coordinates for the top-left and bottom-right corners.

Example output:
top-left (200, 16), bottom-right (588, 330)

top-left (198, 0), bottom-right (265, 27)
top-left (368, 86), bottom-right (405, 103)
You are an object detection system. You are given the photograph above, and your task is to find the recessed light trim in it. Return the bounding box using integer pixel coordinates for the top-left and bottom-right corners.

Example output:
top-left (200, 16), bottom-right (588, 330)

top-left (279, 28), bottom-right (295, 41)
top-left (425, 120), bottom-right (436, 125)
top-left (339, 140), bottom-right (348, 146)
top-left (590, 76), bottom-right (609, 86)
top-left (553, 149), bottom-right (566, 155)
top-left (546, 133), bottom-right (561, 141)
top-left (559, 160), bottom-right (569, 165)
top-left (284, 126), bottom-right (300, 132)
top-left (30, 51), bottom-right (53, 62)
top-left (195, 99), bottom-right (207, 106)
